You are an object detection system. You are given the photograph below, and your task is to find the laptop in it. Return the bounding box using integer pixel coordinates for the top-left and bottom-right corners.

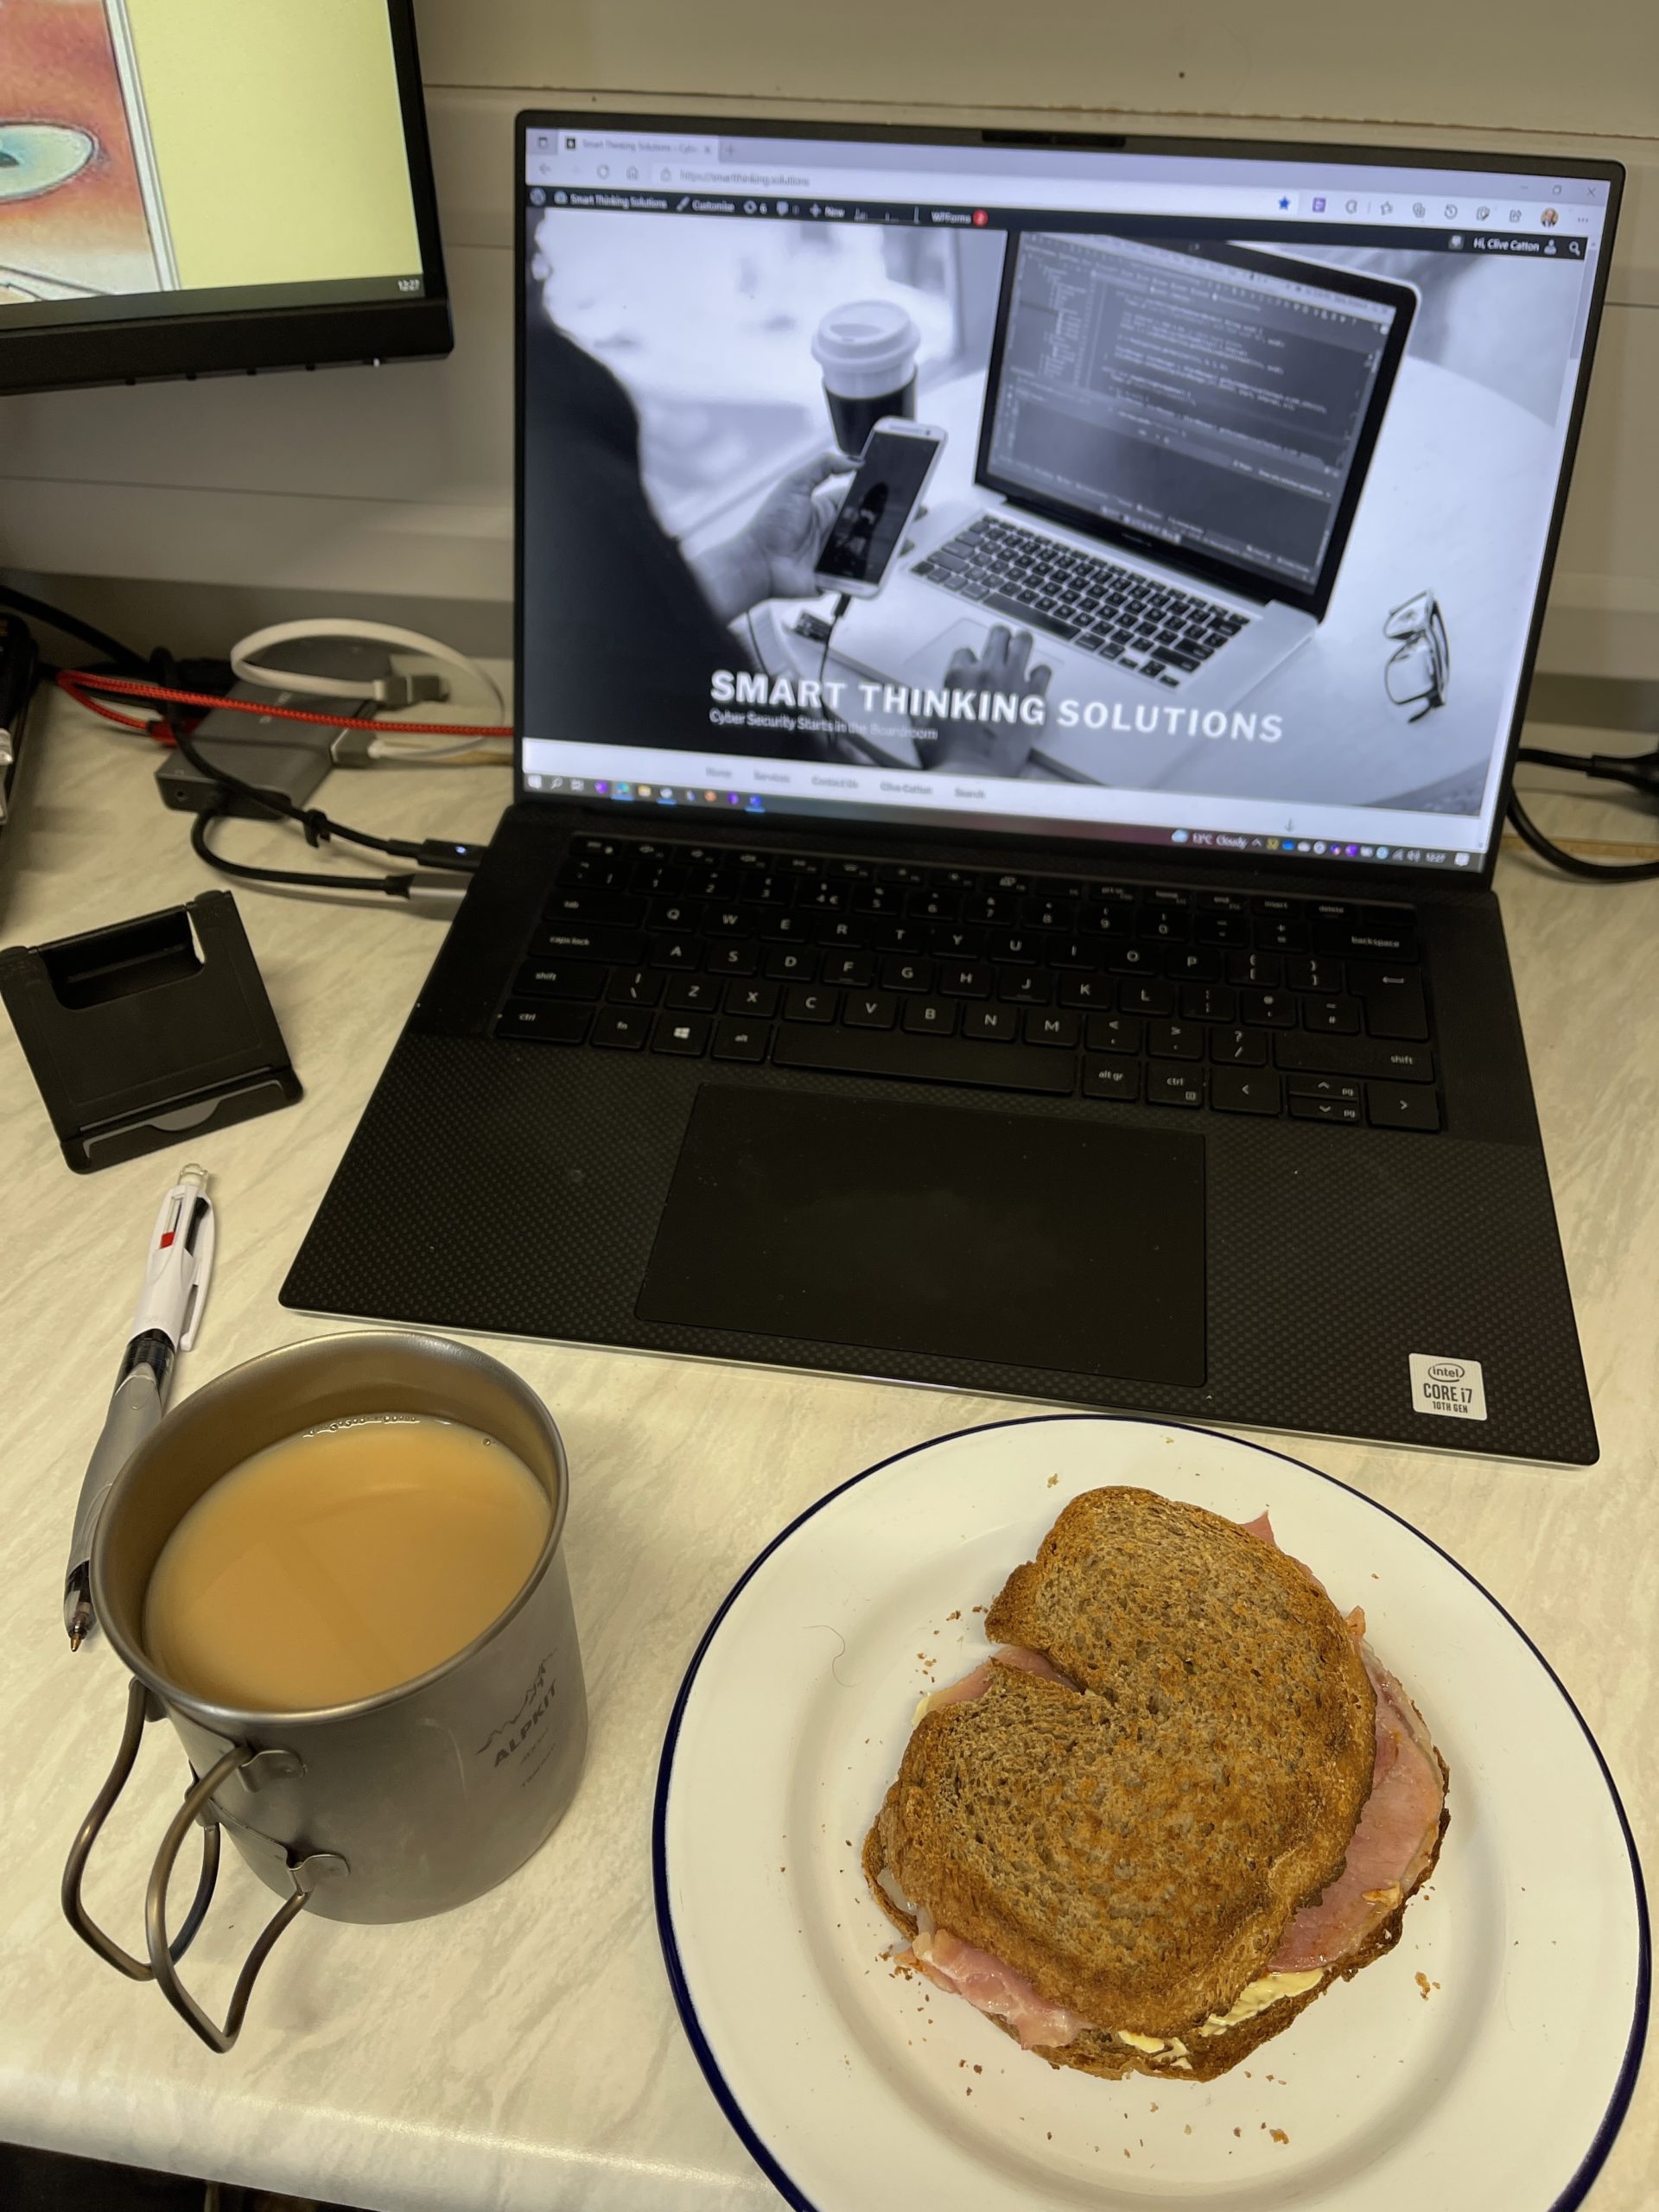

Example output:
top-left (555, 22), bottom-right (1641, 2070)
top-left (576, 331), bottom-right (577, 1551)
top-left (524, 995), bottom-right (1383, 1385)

top-left (836, 232), bottom-right (1418, 766)
top-left (283, 114), bottom-right (1622, 1465)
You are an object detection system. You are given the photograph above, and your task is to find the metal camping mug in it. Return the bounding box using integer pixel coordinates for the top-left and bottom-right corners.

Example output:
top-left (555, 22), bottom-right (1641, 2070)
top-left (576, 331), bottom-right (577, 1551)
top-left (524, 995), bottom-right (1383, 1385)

top-left (62, 1332), bottom-right (588, 2052)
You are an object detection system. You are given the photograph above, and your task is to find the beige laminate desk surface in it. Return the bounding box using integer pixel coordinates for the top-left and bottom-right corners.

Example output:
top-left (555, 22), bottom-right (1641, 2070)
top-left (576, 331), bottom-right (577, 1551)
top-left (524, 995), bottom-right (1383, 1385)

top-left (0, 689), bottom-right (1654, 2209)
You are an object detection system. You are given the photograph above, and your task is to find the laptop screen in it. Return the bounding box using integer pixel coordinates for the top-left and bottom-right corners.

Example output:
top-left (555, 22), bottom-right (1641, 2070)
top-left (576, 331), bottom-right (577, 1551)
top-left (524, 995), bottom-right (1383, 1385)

top-left (518, 119), bottom-right (1617, 880)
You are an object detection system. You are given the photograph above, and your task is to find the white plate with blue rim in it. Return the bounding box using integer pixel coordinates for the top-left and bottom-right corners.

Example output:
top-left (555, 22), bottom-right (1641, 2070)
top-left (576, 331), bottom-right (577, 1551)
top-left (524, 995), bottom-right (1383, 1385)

top-left (654, 1416), bottom-right (1648, 2211)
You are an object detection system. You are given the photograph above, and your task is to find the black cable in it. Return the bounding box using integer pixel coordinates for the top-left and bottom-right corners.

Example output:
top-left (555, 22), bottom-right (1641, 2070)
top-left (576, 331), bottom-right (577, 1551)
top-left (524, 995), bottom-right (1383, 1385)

top-left (1506, 790), bottom-right (1659, 883)
top-left (1516, 741), bottom-right (1659, 798)
top-left (819, 591), bottom-right (851, 689)
top-left (148, 648), bottom-right (485, 879)
top-left (1506, 740), bottom-right (1659, 883)
top-left (0, 582), bottom-right (147, 671)
top-left (189, 810), bottom-right (421, 899)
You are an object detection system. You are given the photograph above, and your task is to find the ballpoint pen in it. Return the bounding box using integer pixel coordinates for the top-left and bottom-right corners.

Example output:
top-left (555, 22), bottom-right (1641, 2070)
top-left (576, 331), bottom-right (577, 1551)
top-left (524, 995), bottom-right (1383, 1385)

top-left (62, 1163), bottom-right (216, 1650)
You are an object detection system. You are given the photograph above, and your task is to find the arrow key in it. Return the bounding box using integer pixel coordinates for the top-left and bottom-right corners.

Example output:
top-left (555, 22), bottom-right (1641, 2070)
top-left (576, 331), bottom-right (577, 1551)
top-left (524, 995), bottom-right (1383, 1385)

top-left (1211, 1068), bottom-right (1281, 1116)
top-left (1366, 1083), bottom-right (1441, 1132)
top-left (1289, 1094), bottom-right (1362, 1126)
top-left (1287, 1074), bottom-right (1361, 1104)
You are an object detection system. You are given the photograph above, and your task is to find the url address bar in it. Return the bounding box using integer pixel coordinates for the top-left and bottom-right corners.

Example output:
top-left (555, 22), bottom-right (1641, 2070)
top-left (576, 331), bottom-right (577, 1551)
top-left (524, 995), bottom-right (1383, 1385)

top-left (531, 153), bottom-right (1295, 216)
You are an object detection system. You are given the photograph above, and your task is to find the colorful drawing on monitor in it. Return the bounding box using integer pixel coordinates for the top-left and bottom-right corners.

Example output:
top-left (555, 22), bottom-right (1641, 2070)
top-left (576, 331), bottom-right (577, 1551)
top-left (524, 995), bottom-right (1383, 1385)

top-left (0, 0), bottom-right (172, 303)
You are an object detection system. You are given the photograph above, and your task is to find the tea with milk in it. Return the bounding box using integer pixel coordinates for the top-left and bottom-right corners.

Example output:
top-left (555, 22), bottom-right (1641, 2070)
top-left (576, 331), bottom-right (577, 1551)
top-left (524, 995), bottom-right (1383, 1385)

top-left (142, 1414), bottom-right (550, 1711)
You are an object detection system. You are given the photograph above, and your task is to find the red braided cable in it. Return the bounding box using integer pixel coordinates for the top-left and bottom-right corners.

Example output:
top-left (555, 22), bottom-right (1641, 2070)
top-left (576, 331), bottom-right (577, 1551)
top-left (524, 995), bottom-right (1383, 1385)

top-left (56, 667), bottom-right (514, 740)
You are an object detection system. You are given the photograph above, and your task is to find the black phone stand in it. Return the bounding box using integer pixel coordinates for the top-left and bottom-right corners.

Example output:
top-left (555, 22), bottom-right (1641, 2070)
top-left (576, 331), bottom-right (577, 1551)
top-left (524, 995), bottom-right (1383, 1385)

top-left (0, 891), bottom-right (302, 1173)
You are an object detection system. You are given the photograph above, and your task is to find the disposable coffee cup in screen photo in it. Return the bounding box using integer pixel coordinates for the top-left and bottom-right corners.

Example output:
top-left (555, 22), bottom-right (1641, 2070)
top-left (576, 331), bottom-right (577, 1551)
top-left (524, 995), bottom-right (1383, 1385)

top-left (812, 299), bottom-right (921, 458)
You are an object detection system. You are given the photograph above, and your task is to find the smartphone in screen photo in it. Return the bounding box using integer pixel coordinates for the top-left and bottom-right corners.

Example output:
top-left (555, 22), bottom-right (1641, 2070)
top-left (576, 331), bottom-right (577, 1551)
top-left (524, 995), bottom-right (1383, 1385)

top-left (814, 419), bottom-right (946, 597)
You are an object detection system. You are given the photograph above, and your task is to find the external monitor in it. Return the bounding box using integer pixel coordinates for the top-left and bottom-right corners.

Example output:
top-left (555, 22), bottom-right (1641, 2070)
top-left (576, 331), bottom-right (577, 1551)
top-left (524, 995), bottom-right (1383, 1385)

top-left (0, 0), bottom-right (448, 394)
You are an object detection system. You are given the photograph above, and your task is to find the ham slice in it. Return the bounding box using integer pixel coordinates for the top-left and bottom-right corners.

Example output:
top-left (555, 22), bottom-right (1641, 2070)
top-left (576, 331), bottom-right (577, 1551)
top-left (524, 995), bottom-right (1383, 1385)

top-left (1268, 1650), bottom-right (1445, 1971)
top-left (920, 1643), bottom-right (1073, 1716)
top-left (902, 1907), bottom-right (1095, 2050)
top-left (1242, 1511), bottom-right (1446, 1972)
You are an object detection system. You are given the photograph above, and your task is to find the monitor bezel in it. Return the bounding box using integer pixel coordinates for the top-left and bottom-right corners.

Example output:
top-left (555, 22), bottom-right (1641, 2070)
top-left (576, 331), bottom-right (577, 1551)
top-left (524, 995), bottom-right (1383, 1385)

top-left (0, 0), bottom-right (450, 396)
top-left (513, 107), bottom-right (1624, 896)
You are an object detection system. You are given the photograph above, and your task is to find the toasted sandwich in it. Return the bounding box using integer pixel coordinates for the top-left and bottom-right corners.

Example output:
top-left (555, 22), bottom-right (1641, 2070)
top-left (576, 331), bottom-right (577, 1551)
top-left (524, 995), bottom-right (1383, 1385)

top-left (863, 1486), bottom-right (1448, 2082)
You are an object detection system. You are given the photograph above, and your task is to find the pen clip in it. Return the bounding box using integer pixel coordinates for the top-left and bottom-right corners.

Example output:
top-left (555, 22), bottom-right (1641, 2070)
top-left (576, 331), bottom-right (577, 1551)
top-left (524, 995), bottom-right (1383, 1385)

top-left (178, 1200), bottom-right (216, 1352)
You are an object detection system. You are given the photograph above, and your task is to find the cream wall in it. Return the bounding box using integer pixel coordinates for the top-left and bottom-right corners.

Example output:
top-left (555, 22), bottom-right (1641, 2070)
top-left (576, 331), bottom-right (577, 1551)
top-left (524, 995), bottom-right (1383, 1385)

top-left (0, 0), bottom-right (1654, 673)
top-left (127, 0), bottom-right (421, 289)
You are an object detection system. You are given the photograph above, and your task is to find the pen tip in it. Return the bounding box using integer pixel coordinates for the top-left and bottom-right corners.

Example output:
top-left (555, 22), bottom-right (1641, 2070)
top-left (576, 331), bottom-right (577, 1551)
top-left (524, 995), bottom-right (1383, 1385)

top-left (68, 1628), bottom-right (82, 1652)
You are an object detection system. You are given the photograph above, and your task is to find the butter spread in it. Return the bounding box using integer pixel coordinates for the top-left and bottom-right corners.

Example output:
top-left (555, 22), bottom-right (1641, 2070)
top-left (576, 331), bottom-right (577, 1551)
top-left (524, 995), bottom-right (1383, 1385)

top-left (1195, 1969), bottom-right (1324, 2036)
top-left (1112, 1969), bottom-right (1324, 2056)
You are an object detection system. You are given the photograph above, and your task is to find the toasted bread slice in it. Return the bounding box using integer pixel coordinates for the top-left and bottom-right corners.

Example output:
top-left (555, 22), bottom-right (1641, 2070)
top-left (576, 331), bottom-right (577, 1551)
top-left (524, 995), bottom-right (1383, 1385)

top-left (867, 1802), bottom-right (1448, 2082)
top-left (868, 1487), bottom-right (1377, 2043)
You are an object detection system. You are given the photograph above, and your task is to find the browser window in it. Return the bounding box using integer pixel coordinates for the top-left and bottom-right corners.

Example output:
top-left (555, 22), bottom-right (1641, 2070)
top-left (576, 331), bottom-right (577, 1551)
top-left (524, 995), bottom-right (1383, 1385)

top-left (518, 122), bottom-right (1613, 878)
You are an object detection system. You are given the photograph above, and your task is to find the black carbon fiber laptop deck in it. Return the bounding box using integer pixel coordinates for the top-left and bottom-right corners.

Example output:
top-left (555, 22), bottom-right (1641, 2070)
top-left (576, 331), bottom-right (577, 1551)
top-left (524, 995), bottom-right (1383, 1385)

top-left (281, 805), bottom-right (1596, 1465)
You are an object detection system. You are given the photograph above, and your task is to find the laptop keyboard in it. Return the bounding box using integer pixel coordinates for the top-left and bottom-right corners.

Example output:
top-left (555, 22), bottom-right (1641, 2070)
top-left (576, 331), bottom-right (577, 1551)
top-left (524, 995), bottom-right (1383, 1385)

top-left (912, 514), bottom-right (1247, 684)
top-left (497, 836), bottom-right (1440, 1134)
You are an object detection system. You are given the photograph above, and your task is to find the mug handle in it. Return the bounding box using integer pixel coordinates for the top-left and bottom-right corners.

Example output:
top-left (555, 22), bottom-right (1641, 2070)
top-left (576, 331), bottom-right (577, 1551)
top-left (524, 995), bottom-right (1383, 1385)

top-left (146, 1751), bottom-right (346, 2053)
top-left (62, 1677), bottom-right (222, 1980)
top-left (63, 1676), bottom-right (348, 2053)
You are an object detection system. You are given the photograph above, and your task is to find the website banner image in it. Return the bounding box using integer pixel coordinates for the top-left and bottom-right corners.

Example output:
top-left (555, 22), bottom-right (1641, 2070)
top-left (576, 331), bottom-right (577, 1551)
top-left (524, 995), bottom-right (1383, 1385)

top-left (523, 199), bottom-right (1589, 845)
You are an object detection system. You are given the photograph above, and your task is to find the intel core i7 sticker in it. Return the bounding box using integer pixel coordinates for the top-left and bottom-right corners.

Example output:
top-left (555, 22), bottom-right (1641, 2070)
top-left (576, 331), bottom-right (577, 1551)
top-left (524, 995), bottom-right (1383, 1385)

top-left (1409, 1354), bottom-right (1487, 1421)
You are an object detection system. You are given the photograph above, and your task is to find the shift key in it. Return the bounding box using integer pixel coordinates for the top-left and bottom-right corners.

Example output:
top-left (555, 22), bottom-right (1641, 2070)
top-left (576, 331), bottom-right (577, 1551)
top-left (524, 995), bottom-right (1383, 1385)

top-left (1275, 1033), bottom-right (1434, 1084)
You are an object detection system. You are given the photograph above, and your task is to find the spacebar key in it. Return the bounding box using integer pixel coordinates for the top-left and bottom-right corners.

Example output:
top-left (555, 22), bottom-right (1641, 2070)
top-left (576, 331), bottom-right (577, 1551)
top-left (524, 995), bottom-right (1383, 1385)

top-left (773, 1025), bottom-right (1074, 1094)
top-left (980, 592), bottom-right (1081, 642)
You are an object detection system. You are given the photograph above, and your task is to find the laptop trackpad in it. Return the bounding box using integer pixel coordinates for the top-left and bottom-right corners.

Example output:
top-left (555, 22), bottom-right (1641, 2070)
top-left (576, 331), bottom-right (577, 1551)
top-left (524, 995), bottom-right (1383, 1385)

top-left (635, 1088), bottom-right (1205, 1386)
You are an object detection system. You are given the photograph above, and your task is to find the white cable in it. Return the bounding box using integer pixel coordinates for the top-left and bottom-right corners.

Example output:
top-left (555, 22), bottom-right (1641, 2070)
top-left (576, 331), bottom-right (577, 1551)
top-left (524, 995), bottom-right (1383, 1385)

top-left (369, 737), bottom-right (512, 764)
top-left (229, 619), bottom-right (506, 721)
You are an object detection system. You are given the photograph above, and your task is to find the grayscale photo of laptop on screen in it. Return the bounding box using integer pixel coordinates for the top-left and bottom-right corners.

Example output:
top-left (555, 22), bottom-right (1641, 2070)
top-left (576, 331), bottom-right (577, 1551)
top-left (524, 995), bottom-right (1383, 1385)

top-left (839, 231), bottom-right (1415, 772)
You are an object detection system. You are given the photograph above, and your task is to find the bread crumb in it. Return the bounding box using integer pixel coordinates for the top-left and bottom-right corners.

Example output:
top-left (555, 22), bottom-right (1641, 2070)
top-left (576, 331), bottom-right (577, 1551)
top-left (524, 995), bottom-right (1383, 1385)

top-left (973, 2063), bottom-right (982, 2075)
top-left (1270, 2127), bottom-right (1289, 2145)
top-left (1148, 2102), bottom-right (1158, 2112)
top-left (1233, 2126), bottom-right (1242, 2138)
top-left (971, 1605), bottom-right (986, 1614)
top-left (1047, 1473), bottom-right (1059, 1487)
top-left (1415, 1972), bottom-right (1432, 1999)
top-left (946, 1610), bottom-right (961, 1621)
top-left (1184, 2125), bottom-right (1192, 2135)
